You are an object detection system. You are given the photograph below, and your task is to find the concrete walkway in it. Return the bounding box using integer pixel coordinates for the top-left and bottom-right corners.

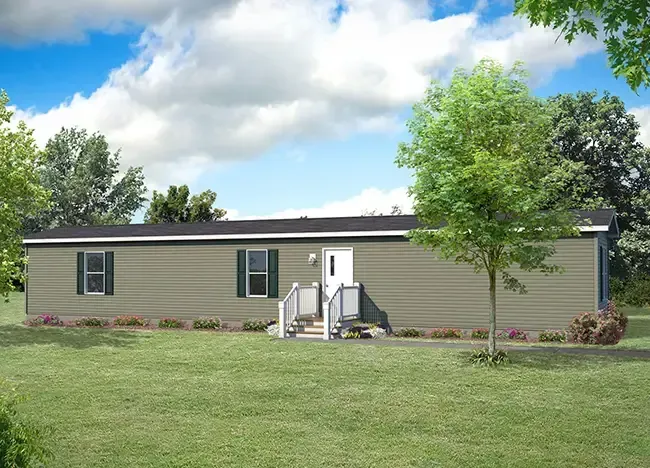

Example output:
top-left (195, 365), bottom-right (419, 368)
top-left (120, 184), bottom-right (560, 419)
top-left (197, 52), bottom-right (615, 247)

top-left (291, 337), bottom-right (650, 359)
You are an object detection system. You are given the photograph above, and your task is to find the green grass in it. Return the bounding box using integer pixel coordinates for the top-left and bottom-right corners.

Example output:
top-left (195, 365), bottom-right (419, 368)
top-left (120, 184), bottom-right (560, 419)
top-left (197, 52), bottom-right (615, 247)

top-left (1, 293), bottom-right (649, 467)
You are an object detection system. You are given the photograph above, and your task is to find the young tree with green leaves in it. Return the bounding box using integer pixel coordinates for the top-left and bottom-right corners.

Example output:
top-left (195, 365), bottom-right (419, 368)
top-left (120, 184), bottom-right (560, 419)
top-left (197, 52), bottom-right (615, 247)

top-left (24, 127), bottom-right (147, 233)
top-left (515, 0), bottom-right (650, 91)
top-left (396, 59), bottom-right (583, 356)
top-left (0, 90), bottom-right (49, 299)
top-left (144, 185), bottom-right (227, 223)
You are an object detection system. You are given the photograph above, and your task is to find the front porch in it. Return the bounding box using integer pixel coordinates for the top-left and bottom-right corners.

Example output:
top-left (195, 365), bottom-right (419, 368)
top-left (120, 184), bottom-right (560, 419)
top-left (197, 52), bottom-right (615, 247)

top-left (277, 282), bottom-right (362, 339)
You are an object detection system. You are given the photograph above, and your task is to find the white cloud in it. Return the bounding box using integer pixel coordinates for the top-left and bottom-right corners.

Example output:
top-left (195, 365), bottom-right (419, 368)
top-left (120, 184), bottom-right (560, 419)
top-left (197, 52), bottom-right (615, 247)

top-left (631, 106), bottom-right (650, 147)
top-left (234, 186), bottom-right (411, 219)
top-left (11, 0), bottom-right (603, 190)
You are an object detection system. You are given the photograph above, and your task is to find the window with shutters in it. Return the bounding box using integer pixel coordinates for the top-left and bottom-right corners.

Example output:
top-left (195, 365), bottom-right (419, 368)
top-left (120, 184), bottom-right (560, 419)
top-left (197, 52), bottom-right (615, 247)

top-left (246, 249), bottom-right (268, 297)
top-left (85, 252), bottom-right (105, 294)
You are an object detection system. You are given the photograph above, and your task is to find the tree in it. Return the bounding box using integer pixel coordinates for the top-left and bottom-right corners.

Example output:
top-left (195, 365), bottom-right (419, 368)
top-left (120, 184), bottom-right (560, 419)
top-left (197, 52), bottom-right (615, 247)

top-left (548, 91), bottom-right (650, 276)
top-left (361, 205), bottom-right (404, 216)
top-left (515, 0), bottom-right (650, 91)
top-left (25, 127), bottom-right (147, 232)
top-left (0, 91), bottom-right (49, 298)
top-left (396, 59), bottom-right (582, 356)
top-left (144, 185), bottom-right (227, 223)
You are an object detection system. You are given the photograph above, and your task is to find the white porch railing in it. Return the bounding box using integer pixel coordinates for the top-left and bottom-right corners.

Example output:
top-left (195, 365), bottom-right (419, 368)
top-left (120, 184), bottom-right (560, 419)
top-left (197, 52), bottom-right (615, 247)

top-left (322, 282), bottom-right (361, 340)
top-left (277, 282), bottom-right (321, 338)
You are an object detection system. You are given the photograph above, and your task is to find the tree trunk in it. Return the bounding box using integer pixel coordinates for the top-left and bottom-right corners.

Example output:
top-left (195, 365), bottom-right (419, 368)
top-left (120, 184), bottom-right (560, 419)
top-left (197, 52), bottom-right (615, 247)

top-left (488, 268), bottom-right (497, 356)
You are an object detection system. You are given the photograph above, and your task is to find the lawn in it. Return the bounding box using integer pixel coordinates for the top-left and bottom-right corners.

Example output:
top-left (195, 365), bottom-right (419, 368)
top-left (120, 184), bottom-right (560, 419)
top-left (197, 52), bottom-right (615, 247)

top-left (1, 293), bottom-right (649, 468)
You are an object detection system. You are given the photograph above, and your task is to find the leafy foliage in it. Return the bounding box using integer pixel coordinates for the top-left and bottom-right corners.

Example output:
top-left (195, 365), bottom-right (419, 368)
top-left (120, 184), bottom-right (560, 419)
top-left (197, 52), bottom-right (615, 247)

top-left (342, 330), bottom-right (361, 339)
top-left (515, 0), bottom-right (650, 91)
top-left (0, 91), bottom-right (50, 299)
top-left (24, 127), bottom-right (146, 233)
top-left (538, 329), bottom-right (567, 343)
top-left (568, 301), bottom-right (628, 345)
top-left (396, 59), bottom-right (581, 356)
top-left (0, 380), bottom-right (51, 467)
top-left (612, 274), bottom-right (650, 306)
top-left (393, 327), bottom-right (424, 338)
top-left (75, 317), bottom-right (108, 327)
top-left (114, 315), bottom-right (148, 327)
top-left (158, 317), bottom-right (184, 329)
top-left (471, 328), bottom-right (489, 339)
top-left (25, 314), bottom-right (63, 326)
top-left (144, 185), bottom-right (227, 223)
top-left (498, 328), bottom-right (528, 341)
top-left (242, 318), bottom-right (269, 332)
top-left (192, 317), bottom-right (221, 330)
top-left (430, 328), bottom-right (463, 338)
top-left (469, 348), bottom-right (510, 367)
top-left (547, 91), bottom-right (650, 277)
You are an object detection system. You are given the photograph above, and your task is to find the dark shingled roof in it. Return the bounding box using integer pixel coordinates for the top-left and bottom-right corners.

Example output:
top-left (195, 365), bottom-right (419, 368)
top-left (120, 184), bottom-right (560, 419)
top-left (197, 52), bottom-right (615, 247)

top-left (24, 209), bottom-right (616, 242)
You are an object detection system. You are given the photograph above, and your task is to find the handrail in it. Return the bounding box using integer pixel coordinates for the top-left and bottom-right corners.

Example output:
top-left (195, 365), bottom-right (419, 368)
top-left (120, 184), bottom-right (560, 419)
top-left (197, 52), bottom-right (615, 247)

top-left (322, 282), bottom-right (361, 340)
top-left (277, 283), bottom-right (300, 339)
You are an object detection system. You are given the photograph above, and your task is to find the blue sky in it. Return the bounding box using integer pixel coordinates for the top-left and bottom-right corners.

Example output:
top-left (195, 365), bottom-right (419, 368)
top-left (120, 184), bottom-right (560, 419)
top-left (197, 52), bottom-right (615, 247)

top-left (2, 0), bottom-right (648, 220)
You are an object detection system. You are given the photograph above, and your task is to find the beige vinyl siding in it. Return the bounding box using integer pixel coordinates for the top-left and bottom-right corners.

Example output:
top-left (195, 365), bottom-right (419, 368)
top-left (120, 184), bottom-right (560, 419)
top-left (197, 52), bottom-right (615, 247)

top-left (27, 235), bottom-right (597, 330)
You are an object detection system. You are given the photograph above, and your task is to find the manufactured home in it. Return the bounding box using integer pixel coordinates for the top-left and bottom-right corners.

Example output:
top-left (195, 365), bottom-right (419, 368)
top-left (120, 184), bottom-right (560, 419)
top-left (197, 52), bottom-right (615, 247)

top-left (23, 210), bottom-right (618, 338)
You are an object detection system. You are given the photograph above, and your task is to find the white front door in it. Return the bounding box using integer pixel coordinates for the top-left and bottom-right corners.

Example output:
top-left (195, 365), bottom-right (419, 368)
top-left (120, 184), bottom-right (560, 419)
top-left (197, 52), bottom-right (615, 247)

top-left (323, 248), bottom-right (354, 300)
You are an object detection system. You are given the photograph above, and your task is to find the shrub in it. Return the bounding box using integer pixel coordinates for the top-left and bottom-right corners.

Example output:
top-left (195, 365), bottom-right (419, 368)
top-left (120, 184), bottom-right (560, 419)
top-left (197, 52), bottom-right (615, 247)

top-left (568, 301), bottom-right (628, 345)
top-left (370, 327), bottom-right (387, 339)
top-left (266, 324), bottom-right (280, 337)
top-left (25, 314), bottom-right (63, 326)
top-left (538, 329), bottom-right (567, 343)
top-left (0, 380), bottom-right (51, 467)
top-left (158, 317), bottom-right (184, 329)
top-left (343, 330), bottom-right (361, 339)
top-left (469, 348), bottom-right (509, 367)
top-left (113, 315), bottom-right (148, 327)
top-left (471, 328), bottom-right (489, 339)
top-left (75, 317), bottom-right (108, 327)
top-left (430, 328), bottom-right (463, 339)
top-left (393, 327), bottom-right (424, 338)
top-left (498, 328), bottom-right (528, 341)
top-left (242, 318), bottom-right (269, 332)
top-left (613, 274), bottom-right (650, 306)
top-left (192, 317), bottom-right (221, 330)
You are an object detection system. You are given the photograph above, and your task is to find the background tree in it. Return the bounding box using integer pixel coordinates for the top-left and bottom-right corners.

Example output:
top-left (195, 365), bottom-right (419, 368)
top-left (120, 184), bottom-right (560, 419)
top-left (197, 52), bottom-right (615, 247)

top-left (548, 91), bottom-right (650, 276)
top-left (515, 0), bottom-right (650, 91)
top-left (0, 91), bottom-right (49, 298)
top-left (396, 59), bottom-right (582, 356)
top-left (144, 185), bottom-right (227, 223)
top-left (25, 127), bottom-right (147, 232)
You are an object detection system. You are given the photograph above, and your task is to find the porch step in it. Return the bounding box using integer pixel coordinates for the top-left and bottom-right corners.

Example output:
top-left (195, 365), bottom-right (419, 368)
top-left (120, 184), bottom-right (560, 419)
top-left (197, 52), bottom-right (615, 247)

top-left (292, 325), bottom-right (324, 334)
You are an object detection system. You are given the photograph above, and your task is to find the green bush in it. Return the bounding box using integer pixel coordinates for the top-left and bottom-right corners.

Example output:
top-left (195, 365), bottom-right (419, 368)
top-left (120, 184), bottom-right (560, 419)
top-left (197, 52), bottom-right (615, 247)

top-left (158, 317), bottom-right (184, 329)
top-left (611, 274), bottom-right (650, 306)
top-left (0, 381), bottom-right (51, 467)
top-left (471, 328), bottom-right (489, 339)
top-left (393, 327), bottom-right (424, 338)
top-left (113, 315), bottom-right (148, 327)
top-left (538, 329), bottom-right (567, 343)
top-left (192, 317), bottom-right (221, 329)
top-left (469, 348), bottom-right (509, 367)
top-left (430, 328), bottom-right (463, 338)
top-left (242, 318), bottom-right (269, 332)
top-left (568, 301), bottom-right (628, 345)
top-left (343, 330), bottom-right (361, 339)
top-left (75, 317), bottom-right (108, 327)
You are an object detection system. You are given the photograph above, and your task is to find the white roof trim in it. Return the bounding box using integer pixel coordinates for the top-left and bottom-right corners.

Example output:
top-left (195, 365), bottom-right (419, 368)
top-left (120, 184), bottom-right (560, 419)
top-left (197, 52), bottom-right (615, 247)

top-left (23, 225), bottom-right (611, 245)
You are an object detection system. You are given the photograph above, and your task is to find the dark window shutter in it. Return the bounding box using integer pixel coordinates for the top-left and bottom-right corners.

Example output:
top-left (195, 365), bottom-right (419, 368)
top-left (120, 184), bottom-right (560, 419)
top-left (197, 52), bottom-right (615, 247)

top-left (77, 252), bottom-right (85, 295)
top-left (105, 252), bottom-right (114, 295)
top-left (237, 250), bottom-right (246, 297)
top-left (268, 249), bottom-right (279, 298)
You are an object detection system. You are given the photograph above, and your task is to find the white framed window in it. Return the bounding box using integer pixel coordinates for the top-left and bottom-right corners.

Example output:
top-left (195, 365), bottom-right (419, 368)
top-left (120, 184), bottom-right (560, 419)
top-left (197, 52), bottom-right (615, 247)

top-left (246, 249), bottom-right (268, 297)
top-left (85, 252), bottom-right (105, 295)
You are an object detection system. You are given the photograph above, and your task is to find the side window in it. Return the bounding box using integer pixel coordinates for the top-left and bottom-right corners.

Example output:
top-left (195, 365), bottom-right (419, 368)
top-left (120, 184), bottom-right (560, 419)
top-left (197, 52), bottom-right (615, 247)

top-left (247, 250), bottom-right (268, 297)
top-left (85, 252), bottom-right (105, 294)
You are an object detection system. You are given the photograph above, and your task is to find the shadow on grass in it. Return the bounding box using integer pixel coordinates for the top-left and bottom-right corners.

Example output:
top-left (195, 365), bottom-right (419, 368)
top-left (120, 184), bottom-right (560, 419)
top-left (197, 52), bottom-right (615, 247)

top-left (0, 324), bottom-right (147, 349)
